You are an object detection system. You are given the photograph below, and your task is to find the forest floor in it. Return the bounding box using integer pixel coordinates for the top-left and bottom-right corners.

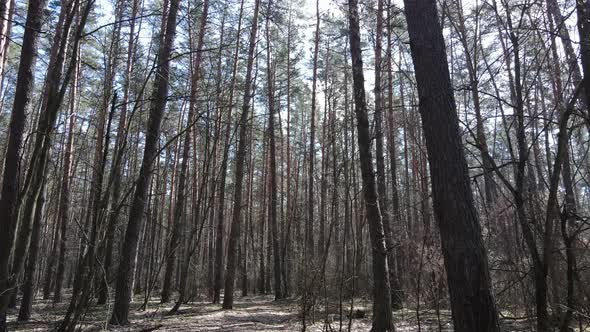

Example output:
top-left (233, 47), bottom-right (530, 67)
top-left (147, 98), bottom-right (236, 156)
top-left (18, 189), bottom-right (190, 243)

top-left (6, 293), bottom-right (533, 331)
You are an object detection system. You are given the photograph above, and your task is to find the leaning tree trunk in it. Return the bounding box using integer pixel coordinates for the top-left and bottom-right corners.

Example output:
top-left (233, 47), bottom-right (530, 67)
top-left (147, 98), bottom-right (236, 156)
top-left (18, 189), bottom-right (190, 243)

top-left (109, 0), bottom-right (180, 324)
top-left (402, 0), bottom-right (501, 331)
top-left (346, 0), bottom-right (394, 330)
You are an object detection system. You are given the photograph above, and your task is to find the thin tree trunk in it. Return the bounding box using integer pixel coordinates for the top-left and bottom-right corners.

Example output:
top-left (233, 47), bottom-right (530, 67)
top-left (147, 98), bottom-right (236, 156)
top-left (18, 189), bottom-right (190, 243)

top-left (213, 0), bottom-right (245, 304)
top-left (307, 0), bottom-right (320, 258)
top-left (373, 0), bottom-right (399, 310)
top-left (258, 130), bottom-right (268, 295)
top-left (265, 1), bottom-right (282, 299)
top-left (385, 0), bottom-right (403, 307)
top-left (576, 0), bottom-right (590, 123)
top-left (281, 6), bottom-right (293, 297)
top-left (161, 0), bottom-right (209, 304)
top-left (0, 0), bottom-right (14, 88)
top-left (446, 1), bottom-right (497, 204)
top-left (222, 0), bottom-right (261, 310)
top-left (97, 0), bottom-right (140, 305)
top-left (346, 0), bottom-right (394, 330)
top-left (52, 48), bottom-right (79, 305)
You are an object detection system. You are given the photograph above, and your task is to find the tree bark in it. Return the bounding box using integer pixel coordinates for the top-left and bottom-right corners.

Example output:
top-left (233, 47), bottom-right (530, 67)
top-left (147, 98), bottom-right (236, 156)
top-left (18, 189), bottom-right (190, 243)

top-left (0, 0), bottom-right (46, 327)
top-left (213, 0), bottom-right (245, 304)
top-left (576, 0), bottom-right (590, 123)
top-left (109, 0), bottom-right (180, 323)
top-left (374, 0), bottom-right (400, 310)
top-left (161, 0), bottom-right (209, 304)
top-left (307, 0), bottom-right (320, 258)
top-left (403, 0), bottom-right (501, 331)
top-left (97, 0), bottom-right (140, 305)
top-left (222, 0), bottom-right (261, 310)
top-left (265, 1), bottom-right (282, 299)
top-left (17, 181), bottom-right (46, 321)
top-left (346, 0), bottom-right (394, 330)
top-left (0, 0), bottom-right (14, 91)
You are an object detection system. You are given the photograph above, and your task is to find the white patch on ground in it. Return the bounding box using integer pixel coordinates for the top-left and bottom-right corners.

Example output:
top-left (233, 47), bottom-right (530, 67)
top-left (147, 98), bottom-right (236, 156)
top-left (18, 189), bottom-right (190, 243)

top-left (8, 293), bottom-right (532, 331)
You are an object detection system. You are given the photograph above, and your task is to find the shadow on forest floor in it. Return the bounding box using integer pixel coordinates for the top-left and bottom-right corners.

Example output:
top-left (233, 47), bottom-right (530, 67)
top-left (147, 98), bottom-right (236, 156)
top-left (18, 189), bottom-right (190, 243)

top-left (6, 292), bottom-right (534, 331)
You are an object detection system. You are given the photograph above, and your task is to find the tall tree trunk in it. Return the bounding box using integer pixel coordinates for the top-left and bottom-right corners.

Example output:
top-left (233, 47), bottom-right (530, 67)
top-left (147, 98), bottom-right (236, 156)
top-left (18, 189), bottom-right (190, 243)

top-left (213, 0), bottom-right (245, 304)
top-left (281, 5), bottom-right (294, 297)
top-left (222, 0), bottom-right (261, 309)
top-left (385, 0), bottom-right (403, 307)
top-left (373, 0), bottom-right (399, 310)
top-left (13, 0), bottom-right (86, 309)
top-left (83, 1), bottom-right (122, 305)
top-left (53, 47), bottom-right (80, 304)
top-left (346, 0), bottom-right (394, 330)
top-left (97, 0), bottom-right (140, 305)
top-left (403, 0), bottom-right (501, 331)
top-left (109, 0), bottom-right (180, 323)
top-left (265, 1), bottom-right (282, 299)
top-left (204, 8), bottom-right (226, 303)
top-left (0, 0), bottom-right (46, 327)
top-left (161, 0), bottom-right (209, 304)
top-left (307, 0), bottom-right (320, 258)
